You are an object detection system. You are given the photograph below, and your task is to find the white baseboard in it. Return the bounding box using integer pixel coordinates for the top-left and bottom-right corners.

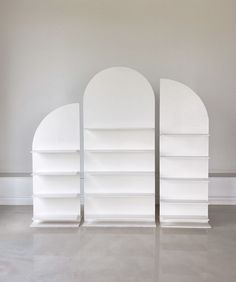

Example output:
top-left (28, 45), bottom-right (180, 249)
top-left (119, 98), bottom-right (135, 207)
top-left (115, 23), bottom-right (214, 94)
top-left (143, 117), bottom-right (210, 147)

top-left (0, 197), bottom-right (32, 205)
top-left (209, 176), bottom-right (236, 205)
top-left (0, 175), bottom-right (32, 205)
top-left (209, 196), bottom-right (236, 205)
top-left (0, 174), bottom-right (236, 205)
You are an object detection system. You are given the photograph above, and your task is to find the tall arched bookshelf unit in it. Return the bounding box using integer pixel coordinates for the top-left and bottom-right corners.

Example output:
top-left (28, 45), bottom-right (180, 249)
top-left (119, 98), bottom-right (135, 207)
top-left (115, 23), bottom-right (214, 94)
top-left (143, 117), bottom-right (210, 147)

top-left (159, 79), bottom-right (210, 228)
top-left (83, 67), bottom-right (156, 227)
top-left (31, 103), bottom-right (81, 228)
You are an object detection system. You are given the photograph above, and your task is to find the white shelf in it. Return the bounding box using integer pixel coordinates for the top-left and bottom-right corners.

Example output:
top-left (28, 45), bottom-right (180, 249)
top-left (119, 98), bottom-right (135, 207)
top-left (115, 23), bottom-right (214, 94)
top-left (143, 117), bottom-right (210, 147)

top-left (83, 221), bottom-right (156, 228)
top-left (34, 193), bottom-right (80, 198)
top-left (32, 149), bottom-right (80, 153)
top-left (160, 222), bottom-right (211, 229)
top-left (85, 193), bottom-right (154, 198)
top-left (85, 127), bottom-right (154, 131)
top-left (86, 149), bottom-right (154, 153)
top-left (85, 214), bottom-right (155, 221)
top-left (31, 222), bottom-right (80, 228)
top-left (160, 215), bottom-right (209, 223)
top-left (33, 171), bottom-right (80, 176)
top-left (86, 171), bottom-right (155, 175)
top-left (160, 199), bottom-right (208, 204)
top-left (160, 177), bottom-right (209, 182)
top-left (160, 133), bottom-right (209, 136)
top-left (33, 214), bottom-right (81, 222)
top-left (160, 156), bottom-right (209, 159)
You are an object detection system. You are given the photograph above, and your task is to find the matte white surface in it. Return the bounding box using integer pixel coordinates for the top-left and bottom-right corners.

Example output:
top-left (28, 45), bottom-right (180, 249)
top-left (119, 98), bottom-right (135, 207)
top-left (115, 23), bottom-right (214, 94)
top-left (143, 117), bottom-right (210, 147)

top-left (84, 196), bottom-right (155, 218)
top-left (85, 151), bottom-right (154, 172)
top-left (160, 180), bottom-right (208, 201)
top-left (160, 79), bottom-right (210, 227)
top-left (160, 158), bottom-right (208, 178)
top-left (34, 193), bottom-right (80, 198)
top-left (160, 222), bottom-right (211, 228)
top-left (33, 104), bottom-right (80, 150)
top-left (30, 222), bottom-right (80, 228)
top-left (160, 79), bottom-right (209, 134)
top-left (32, 149), bottom-right (80, 153)
top-left (84, 129), bottom-right (154, 150)
top-left (160, 215), bottom-right (209, 223)
top-left (33, 175), bottom-right (80, 194)
top-left (160, 202), bottom-right (208, 216)
top-left (34, 198), bottom-right (81, 216)
top-left (33, 153), bottom-right (80, 172)
top-left (84, 67), bottom-right (155, 225)
top-left (160, 135), bottom-right (208, 156)
top-left (32, 214), bottom-right (81, 221)
top-left (84, 67), bottom-right (154, 128)
top-left (84, 174), bottom-right (155, 194)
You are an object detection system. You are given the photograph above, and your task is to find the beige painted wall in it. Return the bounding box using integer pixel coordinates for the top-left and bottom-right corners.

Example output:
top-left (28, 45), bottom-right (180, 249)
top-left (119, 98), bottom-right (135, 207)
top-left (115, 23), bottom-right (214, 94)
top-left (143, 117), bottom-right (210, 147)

top-left (0, 0), bottom-right (235, 173)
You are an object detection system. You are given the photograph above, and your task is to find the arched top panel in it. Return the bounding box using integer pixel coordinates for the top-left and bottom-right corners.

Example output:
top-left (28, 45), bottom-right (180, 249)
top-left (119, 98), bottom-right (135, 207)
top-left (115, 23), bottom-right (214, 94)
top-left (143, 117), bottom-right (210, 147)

top-left (160, 79), bottom-right (209, 134)
top-left (33, 103), bottom-right (80, 149)
top-left (84, 67), bottom-right (155, 128)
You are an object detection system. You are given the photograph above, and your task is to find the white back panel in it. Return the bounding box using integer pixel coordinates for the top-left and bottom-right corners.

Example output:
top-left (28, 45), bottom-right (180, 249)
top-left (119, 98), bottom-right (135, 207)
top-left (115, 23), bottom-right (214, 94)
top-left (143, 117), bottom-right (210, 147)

top-left (160, 135), bottom-right (208, 156)
top-left (33, 104), bottom-right (80, 150)
top-left (84, 67), bottom-right (154, 128)
top-left (85, 129), bottom-right (154, 150)
top-left (85, 152), bottom-right (154, 172)
top-left (160, 79), bottom-right (208, 134)
top-left (85, 174), bottom-right (154, 194)
top-left (85, 197), bottom-right (155, 217)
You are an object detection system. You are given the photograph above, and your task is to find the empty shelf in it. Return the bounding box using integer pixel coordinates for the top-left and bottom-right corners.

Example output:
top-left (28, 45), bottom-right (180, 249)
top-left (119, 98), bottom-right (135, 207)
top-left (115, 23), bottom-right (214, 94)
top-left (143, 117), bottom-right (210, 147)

top-left (86, 171), bottom-right (155, 175)
top-left (33, 214), bottom-right (81, 222)
top-left (84, 214), bottom-right (155, 222)
top-left (32, 149), bottom-right (80, 153)
top-left (34, 193), bottom-right (80, 198)
top-left (33, 171), bottom-right (80, 176)
top-left (160, 133), bottom-right (209, 136)
top-left (86, 149), bottom-right (154, 153)
top-left (160, 199), bottom-right (208, 204)
top-left (160, 177), bottom-right (209, 182)
top-left (83, 221), bottom-right (156, 228)
top-left (160, 222), bottom-right (211, 229)
top-left (160, 215), bottom-right (209, 223)
top-left (160, 156), bottom-right (209, 159)
top-left (85, 127), bottom-right (154, 130)
top-left (31, 222), bottom-right (80, 228)
top-left (85, 193), bottom-right (154, 198)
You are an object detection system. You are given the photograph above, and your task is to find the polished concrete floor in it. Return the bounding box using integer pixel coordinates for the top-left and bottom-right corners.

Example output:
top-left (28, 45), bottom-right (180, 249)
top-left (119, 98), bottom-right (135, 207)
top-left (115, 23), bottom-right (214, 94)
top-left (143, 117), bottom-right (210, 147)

top-left (0, 206), bottom-right (236, 282)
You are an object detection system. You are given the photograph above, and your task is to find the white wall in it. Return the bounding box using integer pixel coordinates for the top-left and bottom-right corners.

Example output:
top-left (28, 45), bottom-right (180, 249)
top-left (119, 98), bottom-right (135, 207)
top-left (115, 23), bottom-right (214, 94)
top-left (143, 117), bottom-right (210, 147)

top-left (0, 0), bottom-right (236, 174)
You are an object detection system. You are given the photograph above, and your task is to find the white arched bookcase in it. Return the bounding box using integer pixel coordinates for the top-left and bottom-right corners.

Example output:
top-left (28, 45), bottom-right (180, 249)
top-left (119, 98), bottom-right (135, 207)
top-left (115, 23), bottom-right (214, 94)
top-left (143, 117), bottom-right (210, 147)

top-left (160, 79), bottom-right (210, 228)
top-left (31, 103), bottom-right (81, 228)
top-left (83, 67), bottom-right (155, 227)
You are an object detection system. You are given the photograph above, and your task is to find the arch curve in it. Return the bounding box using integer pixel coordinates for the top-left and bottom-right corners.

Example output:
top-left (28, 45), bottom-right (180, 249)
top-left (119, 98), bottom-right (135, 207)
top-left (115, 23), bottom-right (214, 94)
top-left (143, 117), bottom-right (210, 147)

top-left (33, 103), bottom-right (80, 150)
top-left (160, 79), bottom-right (209, 134)
top-left (84, 67), bottom-right (155, 128)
